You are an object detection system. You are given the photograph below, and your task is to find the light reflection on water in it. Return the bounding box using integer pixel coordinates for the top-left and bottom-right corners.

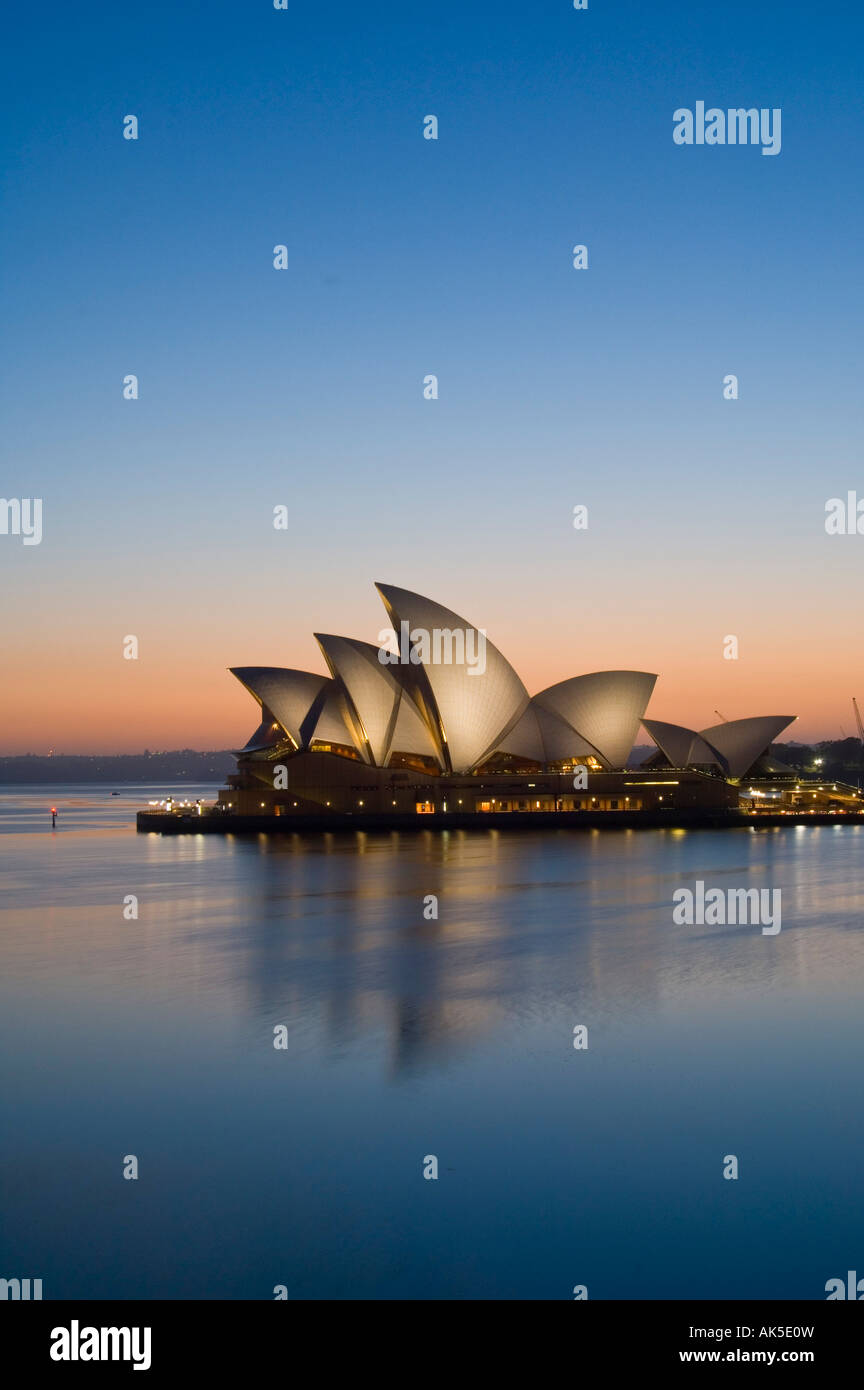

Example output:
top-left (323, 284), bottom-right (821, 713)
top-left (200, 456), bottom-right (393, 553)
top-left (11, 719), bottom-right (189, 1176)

top-left (1, 786), bottom-right (863, 1299)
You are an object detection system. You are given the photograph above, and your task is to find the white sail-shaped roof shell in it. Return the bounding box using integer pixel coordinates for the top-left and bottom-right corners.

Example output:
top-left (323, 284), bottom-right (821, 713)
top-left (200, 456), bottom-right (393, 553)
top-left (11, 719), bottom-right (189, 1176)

top-left (309, 683), bottom-right (362, 753)
top-left (494, 704), bottom-right (547, 762)
top-left (641, 719), bottom-right (696, 767)
top-left (688, 732), bottom-right (727, 766)
top-left (388, 691), bottom-right (443, 765)
top-left (230, 668), bottom-right (329, 749)
top-left (698, 716), bottom-right (797, 779)
top-left (375, 583), bottom-right (530, 774)
top-left (534, 703), bottom-right (606, 762)
top-left (315, 634), bottom-right (403, 767)
top-left (478, 700), bottom-right (616, 765)
top-left (239, 710), bottom-right (284, 754)
top-left (533, 671), bottom-right (657, 769)
top-left (644, 715), bottom-right (798, 777)
top-left (642, 718), bottom-right (728, 771)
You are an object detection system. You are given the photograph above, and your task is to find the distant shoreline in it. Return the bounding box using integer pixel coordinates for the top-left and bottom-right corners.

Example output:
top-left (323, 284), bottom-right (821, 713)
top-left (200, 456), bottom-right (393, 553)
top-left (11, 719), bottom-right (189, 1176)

top-left (138, 807), bottom-right (864, 836)
top-left (0, 752), bottom-right (236, 784)
top-left (0, 781), bottom-right (224, 789)
top-left (2, 741), bottom-right (860, 786)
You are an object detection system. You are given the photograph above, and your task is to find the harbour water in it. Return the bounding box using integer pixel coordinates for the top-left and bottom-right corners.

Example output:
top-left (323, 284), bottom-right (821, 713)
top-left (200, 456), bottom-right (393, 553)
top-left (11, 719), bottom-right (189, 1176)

top-left (2, 785), bottom-right (863, 1300)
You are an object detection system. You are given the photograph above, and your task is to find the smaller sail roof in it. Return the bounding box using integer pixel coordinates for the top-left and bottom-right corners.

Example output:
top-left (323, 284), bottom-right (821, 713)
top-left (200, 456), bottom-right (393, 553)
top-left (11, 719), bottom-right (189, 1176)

top-left (230, 667), bottom-right (330, 749)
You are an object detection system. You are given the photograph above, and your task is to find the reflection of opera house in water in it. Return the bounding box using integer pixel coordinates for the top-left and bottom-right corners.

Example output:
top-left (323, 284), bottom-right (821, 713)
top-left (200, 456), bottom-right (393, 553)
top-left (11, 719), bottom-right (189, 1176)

top-left (218, 583), bottom-right (799, 818)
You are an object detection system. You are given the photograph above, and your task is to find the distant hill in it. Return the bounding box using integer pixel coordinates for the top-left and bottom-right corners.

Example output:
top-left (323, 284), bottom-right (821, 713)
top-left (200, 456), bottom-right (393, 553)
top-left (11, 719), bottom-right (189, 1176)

top-left (771, 739), bottom-right (864, 782)
top-left (0, 751), bottom-right (237, 783)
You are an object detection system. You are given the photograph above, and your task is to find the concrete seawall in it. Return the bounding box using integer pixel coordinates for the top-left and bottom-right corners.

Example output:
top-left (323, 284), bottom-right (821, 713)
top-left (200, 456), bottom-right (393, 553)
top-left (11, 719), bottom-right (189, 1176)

top-left (136, 809), bottom-right (864, 835)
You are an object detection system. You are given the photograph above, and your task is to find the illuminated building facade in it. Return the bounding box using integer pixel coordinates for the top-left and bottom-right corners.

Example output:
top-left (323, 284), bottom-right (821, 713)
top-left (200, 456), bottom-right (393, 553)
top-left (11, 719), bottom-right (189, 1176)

top-left (217, 583), bottom-right (796, 817)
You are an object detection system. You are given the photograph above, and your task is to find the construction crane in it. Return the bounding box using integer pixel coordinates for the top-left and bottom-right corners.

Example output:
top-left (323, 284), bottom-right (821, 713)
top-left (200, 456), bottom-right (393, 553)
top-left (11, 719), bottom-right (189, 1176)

top-left (853, 698), bottom-right (864, 746)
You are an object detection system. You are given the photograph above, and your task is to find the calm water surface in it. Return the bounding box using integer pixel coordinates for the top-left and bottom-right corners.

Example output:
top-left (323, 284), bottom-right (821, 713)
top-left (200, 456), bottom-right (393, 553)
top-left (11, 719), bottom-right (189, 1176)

top-left (2, 785), bottom-right (863, 1299)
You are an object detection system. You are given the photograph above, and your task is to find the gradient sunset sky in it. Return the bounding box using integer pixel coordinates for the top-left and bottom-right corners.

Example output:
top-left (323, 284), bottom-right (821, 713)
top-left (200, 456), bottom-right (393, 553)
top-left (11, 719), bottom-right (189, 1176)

top-left (1, 0), bottom-right (862, 754)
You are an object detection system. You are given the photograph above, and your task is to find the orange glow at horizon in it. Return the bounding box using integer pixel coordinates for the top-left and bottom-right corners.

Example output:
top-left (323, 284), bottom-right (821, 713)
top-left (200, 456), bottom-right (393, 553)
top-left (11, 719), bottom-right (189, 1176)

top-left (0, 594), bottom-right (855, 755)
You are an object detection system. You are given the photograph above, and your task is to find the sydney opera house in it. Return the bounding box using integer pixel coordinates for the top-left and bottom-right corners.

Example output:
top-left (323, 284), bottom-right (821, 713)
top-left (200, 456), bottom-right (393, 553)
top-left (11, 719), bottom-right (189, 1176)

top-left (216, 583), bottom-right (799, 819)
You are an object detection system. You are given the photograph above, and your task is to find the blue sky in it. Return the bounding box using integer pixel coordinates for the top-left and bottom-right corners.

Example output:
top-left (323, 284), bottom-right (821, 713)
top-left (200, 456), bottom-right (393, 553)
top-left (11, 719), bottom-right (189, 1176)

top-left (2, 0), bottom-right (862, 749)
